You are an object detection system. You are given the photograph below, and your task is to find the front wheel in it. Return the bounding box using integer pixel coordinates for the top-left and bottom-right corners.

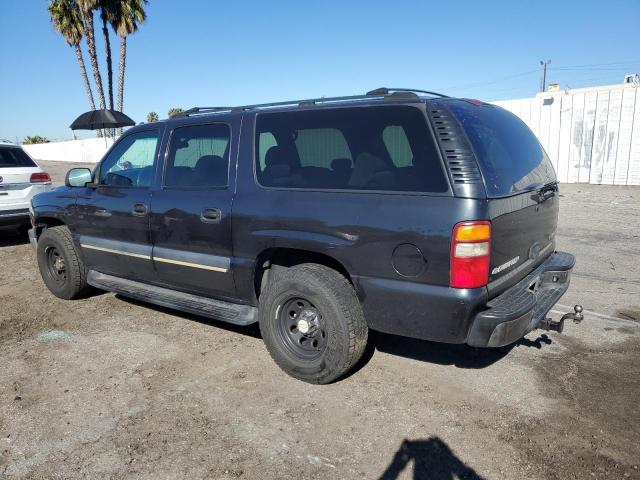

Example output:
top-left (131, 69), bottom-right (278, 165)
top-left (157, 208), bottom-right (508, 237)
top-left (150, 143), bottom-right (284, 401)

top-left (36, 226), bottom-right (91, 300)
top-left (259, 263), bottom-right (368, 384)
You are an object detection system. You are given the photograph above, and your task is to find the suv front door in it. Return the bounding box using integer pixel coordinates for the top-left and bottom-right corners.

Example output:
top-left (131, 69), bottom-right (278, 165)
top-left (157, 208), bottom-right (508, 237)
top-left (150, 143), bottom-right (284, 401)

top-left (73, 128), bottom-right (162, 282)
top-left (149, 119), bottom-right (239, 300)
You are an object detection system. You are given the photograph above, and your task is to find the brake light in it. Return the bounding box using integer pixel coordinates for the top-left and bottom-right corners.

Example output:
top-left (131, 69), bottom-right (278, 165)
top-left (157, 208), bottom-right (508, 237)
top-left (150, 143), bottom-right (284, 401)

top-left (30, 172), bottom-right (51, 184)
top-left (450, 221), bottom-right (491, 288)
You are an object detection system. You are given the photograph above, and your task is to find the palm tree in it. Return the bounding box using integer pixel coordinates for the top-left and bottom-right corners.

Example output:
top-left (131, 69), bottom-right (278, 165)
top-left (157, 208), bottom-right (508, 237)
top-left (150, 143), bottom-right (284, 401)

top-left (48, 0), bottom-right (96, 111)
top-left (77, 0), bottom-right (107, 110)
top-left (99, 0), bottom-right (115, 110)
top-left (168, 107), bottom-right (184, 118)
top-left (109, 0), bottom-right (147, 114)
top-left (146, 112), bottom-right (159, 123)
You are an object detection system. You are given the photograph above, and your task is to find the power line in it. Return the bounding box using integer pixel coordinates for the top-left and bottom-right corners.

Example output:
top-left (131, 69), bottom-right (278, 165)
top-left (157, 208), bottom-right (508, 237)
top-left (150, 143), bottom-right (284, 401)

top-left (438, 69), bottom-right (539, 91)
top-left (551, 66), bottom-right (640, 72)
top-left (551, 60), bottom-right (640, 69)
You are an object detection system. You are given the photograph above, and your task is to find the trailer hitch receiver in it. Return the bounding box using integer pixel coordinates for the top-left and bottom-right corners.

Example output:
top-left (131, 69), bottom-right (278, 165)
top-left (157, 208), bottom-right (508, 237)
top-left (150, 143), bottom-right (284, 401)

top-left (539, 305), bottom-right (583, 333)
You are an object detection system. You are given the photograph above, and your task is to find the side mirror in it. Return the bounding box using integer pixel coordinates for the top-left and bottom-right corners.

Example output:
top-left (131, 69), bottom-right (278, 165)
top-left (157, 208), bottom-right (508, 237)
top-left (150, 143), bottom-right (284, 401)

top-left (65, 168), bottom-right (93, 187)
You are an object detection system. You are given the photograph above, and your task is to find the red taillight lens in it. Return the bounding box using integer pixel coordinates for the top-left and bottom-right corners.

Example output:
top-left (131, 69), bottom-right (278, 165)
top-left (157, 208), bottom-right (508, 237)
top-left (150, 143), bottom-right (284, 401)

top-left (30, 172), bottom-right (51, 184)
top-left (450, 221), bottom-right (491, 289)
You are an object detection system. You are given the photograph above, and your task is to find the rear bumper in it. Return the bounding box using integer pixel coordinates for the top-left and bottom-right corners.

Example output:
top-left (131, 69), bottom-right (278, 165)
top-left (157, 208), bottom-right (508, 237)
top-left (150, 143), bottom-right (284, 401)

top-left (0, 208), bottom-right (29, 227)
top-left (466, 251), bottom-right (575, 347)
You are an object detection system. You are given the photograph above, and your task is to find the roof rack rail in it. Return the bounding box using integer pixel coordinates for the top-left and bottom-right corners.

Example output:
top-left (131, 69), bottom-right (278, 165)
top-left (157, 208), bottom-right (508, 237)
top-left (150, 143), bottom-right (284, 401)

top-left (176, 87), bottom-right (448, 117)
top-left (366, 87), bottom-right (449, 98)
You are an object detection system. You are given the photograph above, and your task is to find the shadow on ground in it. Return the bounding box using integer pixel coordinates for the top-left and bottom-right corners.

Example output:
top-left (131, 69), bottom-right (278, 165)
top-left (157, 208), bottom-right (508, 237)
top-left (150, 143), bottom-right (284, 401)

top-left (114, 293), bottom-right (511, 372)
top-left (378, 437), bottom-right (486, 480)
top-left (0, 228), bottom-right (29, 247)
top-left (112, 293), bottom-right (555, 377)
top-left (115, 294), bottom-right (262, 338)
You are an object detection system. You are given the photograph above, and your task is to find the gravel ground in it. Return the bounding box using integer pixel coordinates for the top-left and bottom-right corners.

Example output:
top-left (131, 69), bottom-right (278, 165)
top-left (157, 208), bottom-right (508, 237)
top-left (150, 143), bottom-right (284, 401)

top-left (1, 163), bottom-right (639, 479)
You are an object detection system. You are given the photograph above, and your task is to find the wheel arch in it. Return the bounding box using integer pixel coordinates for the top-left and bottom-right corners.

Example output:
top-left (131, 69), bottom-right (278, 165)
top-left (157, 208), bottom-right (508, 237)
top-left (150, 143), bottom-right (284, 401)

top-left (33, 215), bottom-right (66, 237)
top-left (253, 247), bottom-right (354, 300)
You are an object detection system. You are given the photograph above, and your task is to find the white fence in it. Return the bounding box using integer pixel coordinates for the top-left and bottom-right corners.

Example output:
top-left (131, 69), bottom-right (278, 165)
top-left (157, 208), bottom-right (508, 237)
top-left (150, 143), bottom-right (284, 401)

top-left (23, 137), bottom-right (114, 163)
top-left (493, 83), bottom-right (640, 185)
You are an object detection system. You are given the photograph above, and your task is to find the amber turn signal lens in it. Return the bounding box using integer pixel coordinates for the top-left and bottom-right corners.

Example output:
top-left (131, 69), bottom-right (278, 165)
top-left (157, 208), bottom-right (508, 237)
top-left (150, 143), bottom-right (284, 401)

top-left (454, 223), bottom-right (491, 242)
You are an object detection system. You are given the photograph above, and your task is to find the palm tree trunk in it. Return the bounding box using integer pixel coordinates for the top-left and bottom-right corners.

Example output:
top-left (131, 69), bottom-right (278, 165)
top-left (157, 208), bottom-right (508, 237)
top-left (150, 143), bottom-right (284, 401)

top-left (116, 35), bottom-right (127, 135)
top-left (117, 35), bottom-right (126, 113)
top-left (102, 16), bottom-right (114, 111)
top-left (74, 44), bottom-right (96, 111)
top-left (84, 11), bottom-right (106, 111)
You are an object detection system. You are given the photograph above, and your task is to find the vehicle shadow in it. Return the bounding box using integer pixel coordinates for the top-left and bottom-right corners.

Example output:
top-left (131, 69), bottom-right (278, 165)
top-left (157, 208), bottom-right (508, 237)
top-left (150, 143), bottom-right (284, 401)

top-left (0, 229), bottom-right (29, 247)
top-left (114, 293), bottom-right (555, 375)
top-left (115, 294), bottom-right (262, 339)
top-left (345, 330), bottom-right (554, 379)
top-left (378, 437), bottom-right (486, 480)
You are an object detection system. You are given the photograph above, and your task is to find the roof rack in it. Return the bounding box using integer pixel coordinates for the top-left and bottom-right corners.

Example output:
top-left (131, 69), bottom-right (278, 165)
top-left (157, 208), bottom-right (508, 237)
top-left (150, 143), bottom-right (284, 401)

top-left (176, 87), bottom-right (448, 117)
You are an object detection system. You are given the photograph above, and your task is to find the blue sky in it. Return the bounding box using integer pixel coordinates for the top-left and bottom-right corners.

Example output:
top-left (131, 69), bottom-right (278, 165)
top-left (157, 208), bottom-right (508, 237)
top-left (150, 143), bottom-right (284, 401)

top-left (1, 0), bottom-right (639, 141)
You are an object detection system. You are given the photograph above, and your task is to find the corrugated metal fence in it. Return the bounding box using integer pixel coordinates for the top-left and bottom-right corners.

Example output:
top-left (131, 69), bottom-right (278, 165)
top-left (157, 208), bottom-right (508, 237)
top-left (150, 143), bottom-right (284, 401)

top-left (492, 84), bottom-right (640, 185)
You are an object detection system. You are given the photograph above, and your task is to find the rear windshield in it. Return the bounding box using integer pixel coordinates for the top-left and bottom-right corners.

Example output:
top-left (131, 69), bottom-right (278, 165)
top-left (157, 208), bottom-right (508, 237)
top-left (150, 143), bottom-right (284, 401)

top-left (447, 101), bottom-right (556, 197)
top-left (255, 105), bottom-right (449, 193)
top-left (0, 147), bottom-right (37, 168)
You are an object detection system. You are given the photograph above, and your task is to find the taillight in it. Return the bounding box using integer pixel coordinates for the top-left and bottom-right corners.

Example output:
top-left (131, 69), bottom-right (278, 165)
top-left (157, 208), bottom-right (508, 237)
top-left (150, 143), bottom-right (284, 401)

top-left (450, 220), bottom-right (491, 289)
top-left (30, 172), bottom-right (51, 184)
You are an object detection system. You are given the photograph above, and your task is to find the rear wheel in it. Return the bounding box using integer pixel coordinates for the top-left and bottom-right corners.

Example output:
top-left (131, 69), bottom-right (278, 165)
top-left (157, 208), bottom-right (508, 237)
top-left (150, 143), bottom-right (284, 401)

top-left (37, 226), bottom-right (91, 300)
top-left (259, 263), bottom-right (368, 384)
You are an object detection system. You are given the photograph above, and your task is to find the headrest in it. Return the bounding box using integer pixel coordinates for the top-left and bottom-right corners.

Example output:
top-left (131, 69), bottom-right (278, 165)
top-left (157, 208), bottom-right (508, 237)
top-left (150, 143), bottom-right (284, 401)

top-left (265, 146), bottom-right (291, 167)
top-left (331, 158), bottom-right (352, 171)
top-left (195, 155), bottom-right (224, 170)
top-left (354, 152), bottom-right (387, 171)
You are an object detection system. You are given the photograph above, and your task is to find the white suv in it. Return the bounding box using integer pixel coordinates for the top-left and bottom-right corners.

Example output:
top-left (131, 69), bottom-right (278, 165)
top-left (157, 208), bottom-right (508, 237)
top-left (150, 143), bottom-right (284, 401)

top-left (0, 141), bottom-right (52, 230)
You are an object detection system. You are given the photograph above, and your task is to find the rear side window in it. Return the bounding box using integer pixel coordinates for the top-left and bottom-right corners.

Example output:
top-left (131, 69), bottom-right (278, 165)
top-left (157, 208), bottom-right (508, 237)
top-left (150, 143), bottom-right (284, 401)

top-left (0, 147), bottom-right (37, 168)
top-left (165, 124), bottom-right (230, 188)
top-left (255, 106), bottom-right (448, 193)
top-left (447, 101), bottom-right (556, 197)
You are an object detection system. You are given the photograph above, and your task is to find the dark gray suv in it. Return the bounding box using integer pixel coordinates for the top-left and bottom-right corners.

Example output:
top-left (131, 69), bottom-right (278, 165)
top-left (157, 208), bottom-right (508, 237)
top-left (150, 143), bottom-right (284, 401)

top-left (29, 88), bottom-right (582, 384)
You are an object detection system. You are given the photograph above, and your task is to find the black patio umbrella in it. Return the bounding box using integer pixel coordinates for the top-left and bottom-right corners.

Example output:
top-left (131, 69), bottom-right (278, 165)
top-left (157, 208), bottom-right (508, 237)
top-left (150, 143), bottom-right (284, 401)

top-left (70, 109), bottom-right (135, 130)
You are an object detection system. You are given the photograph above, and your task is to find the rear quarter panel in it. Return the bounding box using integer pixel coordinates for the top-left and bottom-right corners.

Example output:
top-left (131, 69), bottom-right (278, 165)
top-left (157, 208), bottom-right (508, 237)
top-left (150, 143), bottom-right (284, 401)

top-left (232, 112), bottom-right (490, 343)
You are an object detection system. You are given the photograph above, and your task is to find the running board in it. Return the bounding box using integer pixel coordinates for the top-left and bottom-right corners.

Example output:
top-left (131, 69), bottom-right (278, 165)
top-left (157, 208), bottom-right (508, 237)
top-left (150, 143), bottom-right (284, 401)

top-left (87, 270), bottom-right (257, 326)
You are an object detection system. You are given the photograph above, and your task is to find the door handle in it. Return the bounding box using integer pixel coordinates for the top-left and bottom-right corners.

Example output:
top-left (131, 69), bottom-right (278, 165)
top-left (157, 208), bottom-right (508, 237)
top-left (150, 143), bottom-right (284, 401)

top-left (200, 207), bottom-right (222, 223)
top-left (131, 203), bottom-right (148, 217)
top-left (92, 208), bottom-right (112, 218)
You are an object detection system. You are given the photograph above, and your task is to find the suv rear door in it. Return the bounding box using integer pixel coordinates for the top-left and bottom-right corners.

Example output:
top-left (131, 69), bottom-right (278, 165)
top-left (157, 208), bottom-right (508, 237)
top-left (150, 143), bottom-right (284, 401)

top-left (149, 118), bottom-right (239, 300)
top-left (445, 100), bottom-right (559, 296)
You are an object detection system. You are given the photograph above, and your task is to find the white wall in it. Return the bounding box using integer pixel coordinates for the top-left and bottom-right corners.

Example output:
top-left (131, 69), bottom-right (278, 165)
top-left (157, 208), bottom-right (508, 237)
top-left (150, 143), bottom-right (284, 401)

top-left (492, 83), bottom-right (640, 185)
top-left (23, 137), bottom-right (114, 163)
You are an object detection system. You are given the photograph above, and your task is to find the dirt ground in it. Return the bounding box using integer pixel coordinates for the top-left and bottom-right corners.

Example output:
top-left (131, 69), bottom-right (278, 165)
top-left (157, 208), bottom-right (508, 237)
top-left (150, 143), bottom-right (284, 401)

top-left (1, 162), bottom-right (639, 479)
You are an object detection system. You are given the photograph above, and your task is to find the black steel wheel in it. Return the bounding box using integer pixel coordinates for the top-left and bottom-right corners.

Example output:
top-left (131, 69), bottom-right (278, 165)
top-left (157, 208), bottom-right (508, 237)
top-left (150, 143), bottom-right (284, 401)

top-left (275, 297), bottom-right (327, 360)
top-left (37, 226), bottom-right (91, 300)
top-left (44, 245), bottom-right (68, 286)
top-left (259, 263), bottom-right (368, 384)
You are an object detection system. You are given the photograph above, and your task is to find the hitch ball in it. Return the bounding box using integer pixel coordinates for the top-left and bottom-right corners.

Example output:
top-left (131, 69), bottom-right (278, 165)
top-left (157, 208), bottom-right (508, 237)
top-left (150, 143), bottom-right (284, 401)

top-left (561, 305), bottom-right (584, 324)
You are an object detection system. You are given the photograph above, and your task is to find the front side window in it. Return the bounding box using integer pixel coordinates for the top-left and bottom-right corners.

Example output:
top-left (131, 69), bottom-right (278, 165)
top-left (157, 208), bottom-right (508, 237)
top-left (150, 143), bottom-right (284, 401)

top-left (255, 106), bottom-right (448, 193)
top-left (165, 124), bottom-right (230, 188)
top-left (99, 130), bottom-right (159, 187)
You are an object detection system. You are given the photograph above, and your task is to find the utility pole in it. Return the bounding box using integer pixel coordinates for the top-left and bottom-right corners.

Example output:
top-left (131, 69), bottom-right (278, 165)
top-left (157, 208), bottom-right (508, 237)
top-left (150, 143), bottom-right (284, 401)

top-left (540, 59), bottom-right (551, 92)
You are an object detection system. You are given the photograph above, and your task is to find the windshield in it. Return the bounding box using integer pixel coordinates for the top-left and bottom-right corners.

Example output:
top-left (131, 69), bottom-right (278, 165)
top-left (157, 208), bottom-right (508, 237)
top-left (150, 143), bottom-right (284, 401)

top-left (0, 147), bottom-right (37, 168)
top-left (447, 100), bottom-right (556, 197)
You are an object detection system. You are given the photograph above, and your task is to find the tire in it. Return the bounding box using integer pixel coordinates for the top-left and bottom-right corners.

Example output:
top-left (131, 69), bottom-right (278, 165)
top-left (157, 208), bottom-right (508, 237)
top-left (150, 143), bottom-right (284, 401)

top-left (36, 226), bottom-right (91, 300)
top-left (259, 263), bottom-right (368, 384)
